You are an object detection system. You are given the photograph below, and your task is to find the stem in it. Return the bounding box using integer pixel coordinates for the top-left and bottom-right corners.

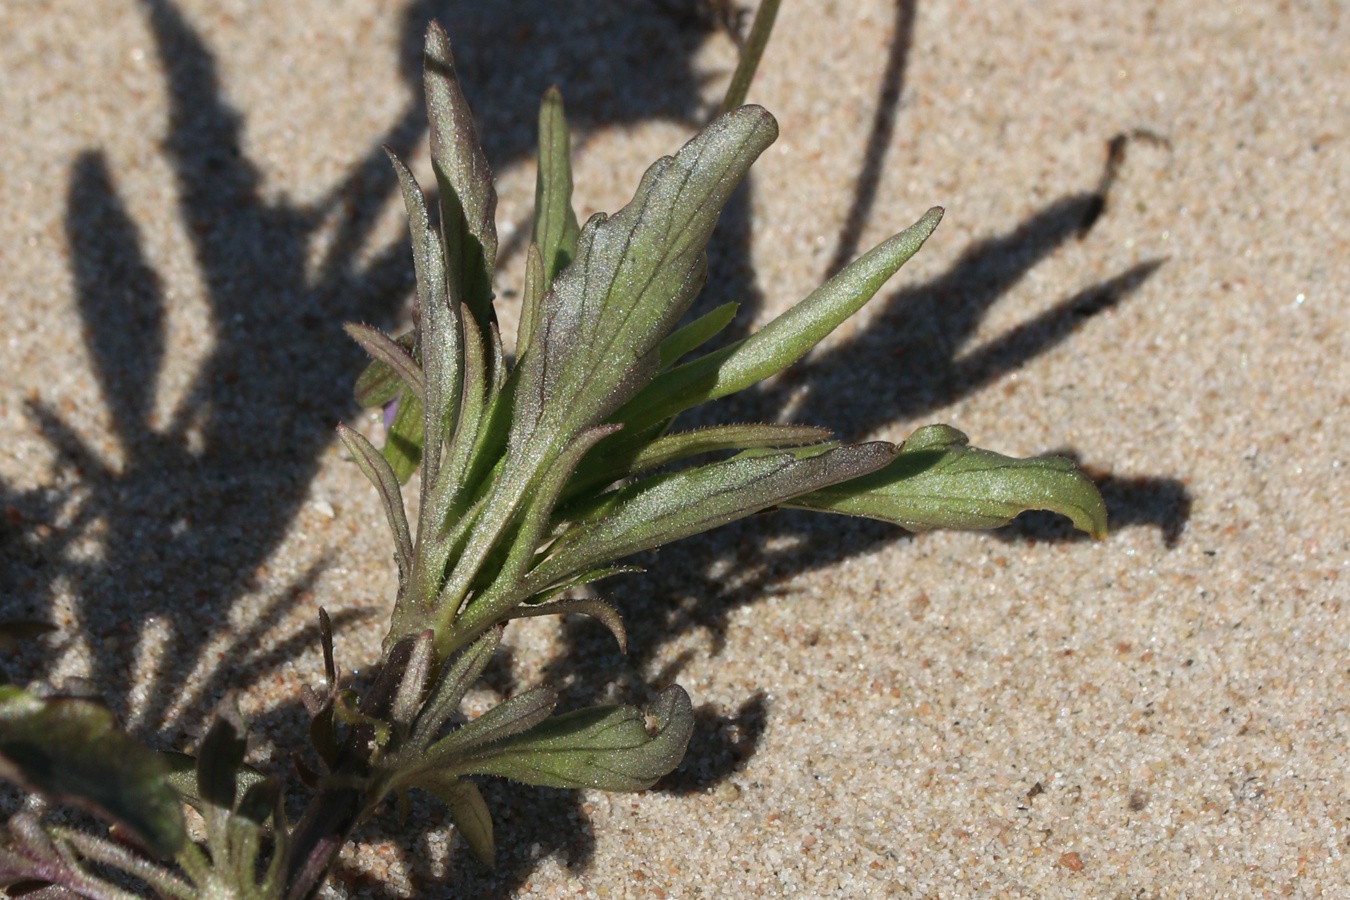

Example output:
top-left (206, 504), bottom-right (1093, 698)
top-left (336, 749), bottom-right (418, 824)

top-left (718, 0), bottom-right (783, 116)
top-left (282, 636), bottom-right (420, 897)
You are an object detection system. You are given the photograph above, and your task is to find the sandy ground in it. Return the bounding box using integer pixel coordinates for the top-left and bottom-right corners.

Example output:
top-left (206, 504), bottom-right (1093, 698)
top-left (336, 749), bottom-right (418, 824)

top-left (2, 0), bottom-right (1348, 897)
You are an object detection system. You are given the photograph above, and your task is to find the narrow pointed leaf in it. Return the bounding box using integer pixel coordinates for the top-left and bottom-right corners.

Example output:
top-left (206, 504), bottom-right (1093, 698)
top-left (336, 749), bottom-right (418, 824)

top-left (515, 565), bottom-right (643, 608)
top-left (533, 86), bottom-right (581, 284)
top-left (612, 423), bottom-right (832, 479)
top-left (386, 146), bottom-right (454, 486)
top-left (511, 106), bottom-right (779, 450)
top-left (509, 596), bottom-right (627, 654)
top-left (382, 389), bottom-right (424, 483)
top-left (451, 425), bottom-right (621, 639)
top-left (618, 207), bottom-right (943, 431)
top-left (787, 424), bottom-right (1108, 538)
top-left (0, 686), bottom-right (185, 858)
top-left (527, 442), bottom-right (895, 592)
top-left (423, 687), bottom-right (557, 762)
top-left (337, 424), bottom-right (413, 586)
top-left (425, 779), bottom-right (494, 866)
top-left (411, 628), bottom-right (502, 748)
top-left (658, 301), bottom-right (738, 369)
top-left (345, 324), bottom-right (426, 407)
top-left (450, 685), bottom-right (694, 792)
top-left (515, 242), bottom-right (547, 364)
top-left (354, 345), bottom-right (408, 408)
top-left (424, 22), bottom-right (497, 329)
top-left (391, 630), bottom-right (436, 731)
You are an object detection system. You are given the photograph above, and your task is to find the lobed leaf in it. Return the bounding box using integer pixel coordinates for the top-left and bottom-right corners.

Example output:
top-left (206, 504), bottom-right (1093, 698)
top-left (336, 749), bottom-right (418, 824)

top-left (787, 424), bottom-right (1108, 537)
top-left (448, 685), bottom-right (694, 792)
top-left (0, 686), bottom-right (185, 858)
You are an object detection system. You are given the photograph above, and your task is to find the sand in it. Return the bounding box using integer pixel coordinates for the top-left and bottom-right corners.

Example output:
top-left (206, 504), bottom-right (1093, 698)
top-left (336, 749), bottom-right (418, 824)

top-left (2, 0), bottom-right (1347, 896)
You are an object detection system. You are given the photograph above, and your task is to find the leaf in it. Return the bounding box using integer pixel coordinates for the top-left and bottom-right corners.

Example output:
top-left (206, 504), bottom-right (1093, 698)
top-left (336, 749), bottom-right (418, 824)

top-left (382, 388), bottom-right (424, 484)
top-left (514, 243), bottom-right (547, 367)
top-left (344, 324), bottom-right (426, 407)
top-left (162, 750), bottom-right (266, 814)
top-left (658, 301), bottom-right (738, 369)
top-left (0, 686), bottom-right (184, 858)
top-left (446, 425), bottom-right (621, 641)
top-left (337, 424), bottom-right (413, 588)
top-left (422, 687), bottom-right (557, 763)
top-left (353, 330), bottom-right (414, 408)
top-left (532, 86), bottom-right (581, 285)
top-left (390, 630), bottom-right (436, 732)
top-left (450, 685), bottom-right (694, 792)
top-left (617, 207), bottom-right (943, 431)
top-left (526, 442), bottom-right (895, 593)
top-left (508, 596), bottom-right (627, 654)
top-left (787, 424), bottom-right (1108, 538)
top-left (410, 628), bottom-right (502, 748)
top-left (424, 22), bottom-right (498, 330)
top-left (423, 778), bottom-right (494, 866)
top-left (510, 106), bottom-right (779, 451)
top-left (609, 423), bottom-right (833, 481)
top-left (196, 695), bottom-right (247, 812)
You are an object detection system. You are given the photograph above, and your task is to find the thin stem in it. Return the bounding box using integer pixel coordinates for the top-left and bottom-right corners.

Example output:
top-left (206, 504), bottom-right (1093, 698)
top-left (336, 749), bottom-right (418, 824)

top-left (718, 0), bottom-right (783, 116)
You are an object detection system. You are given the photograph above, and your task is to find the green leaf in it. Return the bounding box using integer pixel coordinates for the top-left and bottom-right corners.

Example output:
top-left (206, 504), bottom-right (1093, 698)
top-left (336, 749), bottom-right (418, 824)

top-left (658, 301), bottom-right (738, 369)
top-left (422, 687), bottom-right (557, 763)
top-left (424, 22), bottom-right (497, 331)
top-left (195, 696), bottom-right (247, 813)
top-left (532, 86), bottom-right (581, 285)
top-left (515, 242), bottom-right (547, 367)
top-left (345, 323), bottom-right (426, 407)
top-left (410, 628), bottom-right (502, 749)
top-left (787, 424), bottom-right (1108, 538)
top-left (382, 388), bottom-right (424, 484)
top-left (450, 685), bottom-right (694, 792)
top-left (617, 207), bottom-right (943, 431)
top-left (612, 423), bottom-right (832, 480)
top-left (508, 596), bottom-right (627, 654)
top-left (510, 105), bottom-right (779, 451)
top-left (526, 442), bottom-right (895, 593)
top-left (338, 424), bottom-right (413, 588)
top-left (353, 330), bottom-right (414, 408)
top-left (0, 686), bottom-right (185, 858)
top-left (423, 778), bottom-right (494, 866)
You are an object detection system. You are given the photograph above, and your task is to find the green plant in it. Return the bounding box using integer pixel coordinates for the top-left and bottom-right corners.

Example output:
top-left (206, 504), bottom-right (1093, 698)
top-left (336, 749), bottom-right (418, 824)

top-left (0, 9), bottom-right (1104, 898)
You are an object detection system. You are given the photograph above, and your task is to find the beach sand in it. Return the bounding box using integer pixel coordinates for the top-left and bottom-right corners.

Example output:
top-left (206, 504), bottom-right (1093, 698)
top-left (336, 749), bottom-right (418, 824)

top-left (2, 1), bottom-right (1347, 896)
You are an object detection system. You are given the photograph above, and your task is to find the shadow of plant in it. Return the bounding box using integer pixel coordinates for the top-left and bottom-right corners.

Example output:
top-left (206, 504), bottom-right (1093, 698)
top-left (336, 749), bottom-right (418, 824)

top-left (0, 0), bottom-right (1189, 895)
